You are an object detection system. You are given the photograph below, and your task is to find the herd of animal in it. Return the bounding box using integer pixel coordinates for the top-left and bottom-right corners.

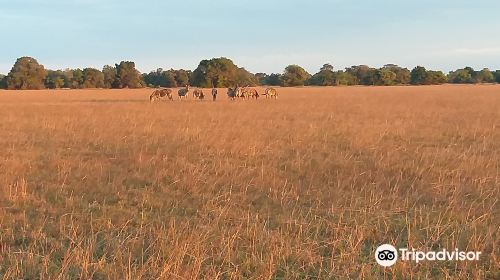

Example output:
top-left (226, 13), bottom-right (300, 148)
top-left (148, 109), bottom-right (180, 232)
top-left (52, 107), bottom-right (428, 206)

top-left (150, 85), bottom-right (278, 102)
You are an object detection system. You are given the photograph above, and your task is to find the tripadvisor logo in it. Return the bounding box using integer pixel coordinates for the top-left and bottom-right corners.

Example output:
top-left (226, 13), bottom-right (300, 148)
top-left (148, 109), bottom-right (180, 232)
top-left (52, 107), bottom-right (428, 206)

top-left (375, 244), bottom-right (398, 267)
top-left (375, 244), bottom-right (481, 267)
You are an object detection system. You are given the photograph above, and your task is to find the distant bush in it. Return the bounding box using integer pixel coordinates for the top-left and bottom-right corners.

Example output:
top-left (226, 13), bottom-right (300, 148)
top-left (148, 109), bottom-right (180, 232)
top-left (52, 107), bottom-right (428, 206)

top-left (382, 64), bottom-right (411, 85)
top-left (83, 68), bottom-right (105, 88)
top-left (333, 71), bottom-right (357, 86)
top-left (448, 68), bottom-right (474, 84)
top-left (6, 57), bottom-right (47, 90)
top-left (410, 66), bottom-right (447, 85)
top-left (495, 70), bottom-right (500, 83)
top-left (0, 74), bottom-right (6, 89)
top-left (116, 61), bottom-right (143, 88)
top-left (103, 65), bottom-right (119, 89)
top-left (307, 64), bottom-right (336, 86)
top-left (143, 69), bottom-right (174, 88)
top-left (191, 57), bottom-right (258, 87)
top-left (259, 73), bottom-right (282, 86)
top-left (282, 65), bottom-right (310, 86)
top-left (307, 64), bottom-right (410, 86)
top-left (174, 69), bottom-right (191, 87)
top-left (447, 67), bottom-right (494, 84)
top-left (1, 56), bottom-right (499, 90)
top-left (45, 70), bottom-right (66, 89)
top-left (475, 68), bottom-right (495, 83)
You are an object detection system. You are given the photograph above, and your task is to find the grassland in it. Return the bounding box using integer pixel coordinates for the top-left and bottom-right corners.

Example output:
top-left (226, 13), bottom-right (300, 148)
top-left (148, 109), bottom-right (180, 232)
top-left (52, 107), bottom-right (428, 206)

top-left (0, 85), bottom-right (498, 279)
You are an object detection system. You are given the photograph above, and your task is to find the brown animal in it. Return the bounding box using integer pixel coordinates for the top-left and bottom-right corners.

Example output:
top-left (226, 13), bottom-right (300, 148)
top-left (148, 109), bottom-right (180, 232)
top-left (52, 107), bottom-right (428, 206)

top-left (193, 89), bottom-right (205, 100)
top-left (150, 88), bottom-right (173, 102)
top-left (227, 87), bottom-right (240, 100)
top-left (211, 88), bottom-right (218, 101)
top-left (178, 85), bottom-right (190, 100)
top-left (263, 88), bottom-right (278, 99)
top-left (242, 88), bottom-right (259, 99)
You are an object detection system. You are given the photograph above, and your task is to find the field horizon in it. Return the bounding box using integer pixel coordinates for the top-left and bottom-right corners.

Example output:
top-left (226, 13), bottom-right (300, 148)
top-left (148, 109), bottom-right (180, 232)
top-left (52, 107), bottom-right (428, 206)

top-left (0, 85), bottom-right (498, 279)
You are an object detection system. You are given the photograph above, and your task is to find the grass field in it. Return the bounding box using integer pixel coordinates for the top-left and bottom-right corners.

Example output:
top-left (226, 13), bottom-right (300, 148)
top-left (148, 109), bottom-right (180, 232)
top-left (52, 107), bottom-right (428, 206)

top-left (0, 85), bottom-right (498, 279)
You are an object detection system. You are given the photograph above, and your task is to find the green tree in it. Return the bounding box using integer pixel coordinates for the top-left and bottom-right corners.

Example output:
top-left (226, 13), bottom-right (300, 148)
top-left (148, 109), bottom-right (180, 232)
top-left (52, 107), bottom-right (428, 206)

top-left (374, 68), bottom-right (397, 86)
top-left (173, 69), bottom-right (190, 87)
top-left (143, 68), bottom-right (191, 88)
top-left (191, 57), bottom-right (256, 87)
top-left (474, 68), bottom-right (494, 83)
top-left (395, 68), bottom-right (411, 84)
top-left (143, 68), bottom-right (163, 87)
top-left (282, 65), bottom-right (310, 86)
top-left (363, 68), bottom-right (378, 85)
top-left (255, 73), bottom-right (268, 85)
top-left (192, 57), bottom-right (233, 87)
top-left (64, 68), bottom-right (84, 89)
top-left (345, 65), bottom-right (376, 85)
top-left (162, 70), bottom-right (178, 87)
top-left (334, 71), bottom-right (357, 86)
top-left (6, 57), bottom-right (47, 89)
top-left (308, 64), bottom-right (335, 86)
top-left (307, 70), bottom-right (335, 86)
top-left (320, 63), bottom-right (334, 72)
top-left (464, 67), bottom-right (477, 82)
top-left (425, 71), bottom-right (447, 84)
top-left (144, 68), bottom-right (161, 87)
top-left (0, 74), bottom-right (6, 89)
top-left (103, 65), bottom-right (119, 88)
top-left (495, 70), bottom-right (500, 83)
top-left (410, 66), bottom-right (427, 85)
top-left (383, 64), bottom-right (411, 84)
top-left (236, 67), bottom-right (258, 86)
top-left (83, 68), bottom-right (105, 88)
top-left (45, 70), bottom-right (66, 89)
top-left (448, 68), bottom-right (473, 84)
top-left (261, 73), bottom-right (282, 86)
top-left (141, 73), bottom-right (151, 87)
top-left (116, 61), bottom-right (143, 88)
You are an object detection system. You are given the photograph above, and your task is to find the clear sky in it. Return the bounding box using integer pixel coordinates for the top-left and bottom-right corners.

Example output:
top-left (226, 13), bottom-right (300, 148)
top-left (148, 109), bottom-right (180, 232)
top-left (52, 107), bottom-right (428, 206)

top-left (0, 0), bottom-right (499, 75)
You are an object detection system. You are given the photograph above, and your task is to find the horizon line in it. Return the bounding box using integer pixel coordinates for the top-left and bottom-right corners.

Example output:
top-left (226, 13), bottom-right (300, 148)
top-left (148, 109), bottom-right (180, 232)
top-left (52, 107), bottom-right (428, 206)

top-left (0, 56), bottom-right (499, 76)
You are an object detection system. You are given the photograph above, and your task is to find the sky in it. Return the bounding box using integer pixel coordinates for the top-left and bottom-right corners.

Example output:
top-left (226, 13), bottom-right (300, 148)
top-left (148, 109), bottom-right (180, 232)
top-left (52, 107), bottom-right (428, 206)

top-left (0, 0), bottom-right (499, 75)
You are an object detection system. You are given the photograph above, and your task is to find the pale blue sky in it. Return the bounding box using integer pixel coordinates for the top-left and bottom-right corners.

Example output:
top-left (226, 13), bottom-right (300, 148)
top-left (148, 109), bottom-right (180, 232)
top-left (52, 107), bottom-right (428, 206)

top-left (0, 0), bottom-right (499, 74)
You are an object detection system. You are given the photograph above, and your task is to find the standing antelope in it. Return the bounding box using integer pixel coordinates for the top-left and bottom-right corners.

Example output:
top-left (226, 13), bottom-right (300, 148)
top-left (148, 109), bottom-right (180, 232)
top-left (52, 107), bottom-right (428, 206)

top-left (241, 87), bottom-right (259, 99)
top-left (236, 86), bottom-right (246, 99)
top-left (193, 89), bottom-right (205, 100)
top-left (150, 88), bottom-right (173, 102)
top-left (211, 88), bottom-right (218, 101)
top-left (263, 88), bottom-right (278, 99)
top-left (178, 85), bottom-right (190, 100)
top-left (227, 87), bottom-right (239, 100)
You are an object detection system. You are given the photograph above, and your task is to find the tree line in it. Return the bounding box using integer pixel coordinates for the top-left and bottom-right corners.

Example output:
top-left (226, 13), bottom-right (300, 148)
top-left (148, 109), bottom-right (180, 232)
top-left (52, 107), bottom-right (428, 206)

top-left (1, 56), bottom-right (499, 90)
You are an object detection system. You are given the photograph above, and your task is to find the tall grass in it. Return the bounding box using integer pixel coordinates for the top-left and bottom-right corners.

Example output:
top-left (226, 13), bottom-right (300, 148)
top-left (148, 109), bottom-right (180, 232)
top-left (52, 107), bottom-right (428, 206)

top-left (0, 85), bottom-right (498, 279)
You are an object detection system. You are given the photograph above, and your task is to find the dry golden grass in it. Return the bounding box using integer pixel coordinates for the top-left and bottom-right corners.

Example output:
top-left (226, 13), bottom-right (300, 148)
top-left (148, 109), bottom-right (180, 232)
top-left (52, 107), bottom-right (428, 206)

top-left (0, 85), bottom-right (498, 279)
